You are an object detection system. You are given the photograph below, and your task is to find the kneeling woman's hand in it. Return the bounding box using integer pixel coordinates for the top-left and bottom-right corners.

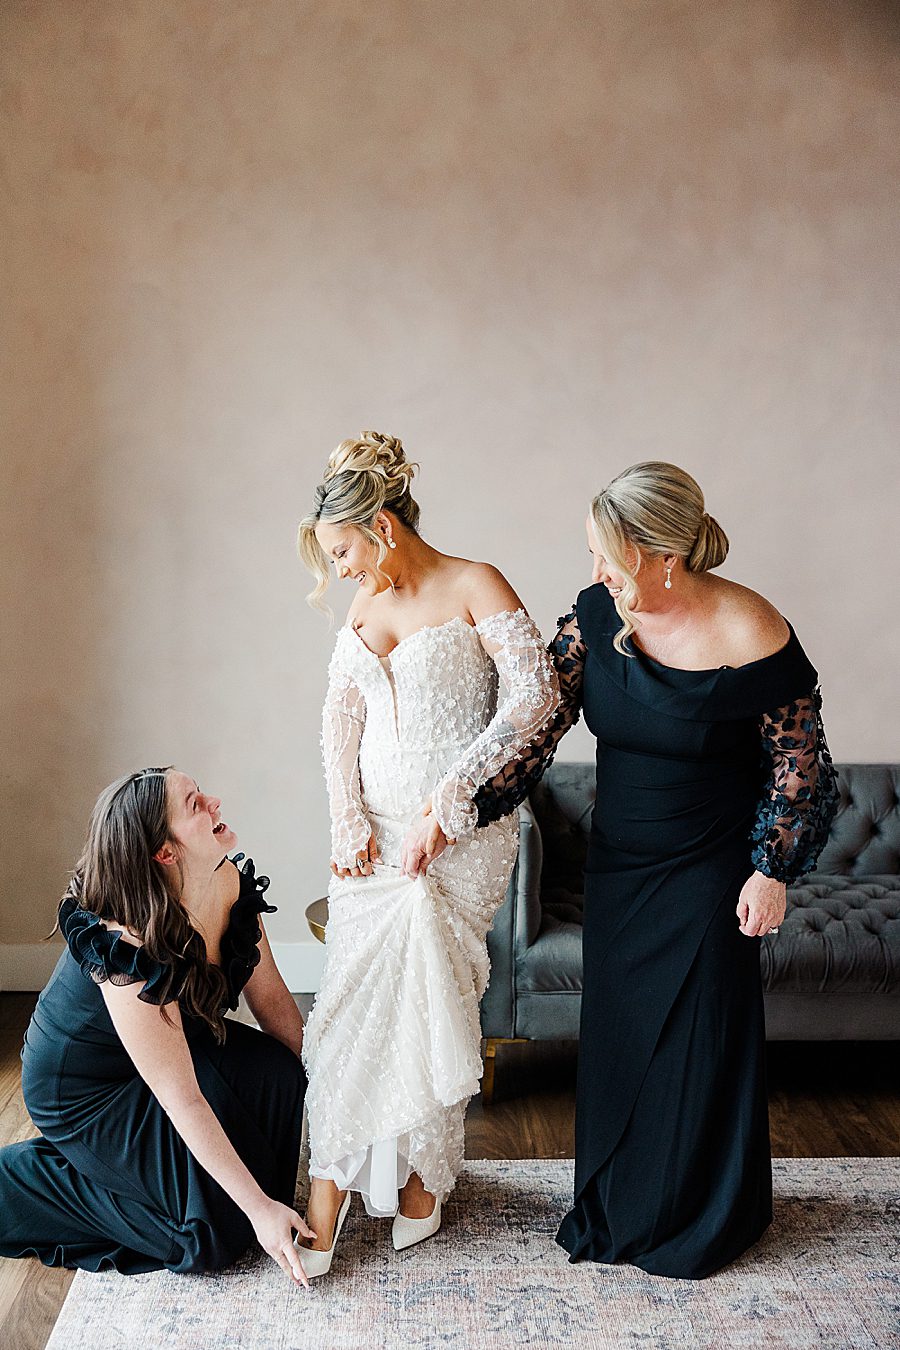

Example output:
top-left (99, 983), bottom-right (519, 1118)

top-left (101, 980), bottom-right (314, 1289)
top-left (736, 871), bottom-right (786, 938)
top-left (249, 1195), bottom-right (317, 1287)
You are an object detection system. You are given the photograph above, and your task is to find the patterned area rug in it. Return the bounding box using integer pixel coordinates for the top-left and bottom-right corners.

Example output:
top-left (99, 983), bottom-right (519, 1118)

top-left (46, 1159), bottom-right (898, 1349)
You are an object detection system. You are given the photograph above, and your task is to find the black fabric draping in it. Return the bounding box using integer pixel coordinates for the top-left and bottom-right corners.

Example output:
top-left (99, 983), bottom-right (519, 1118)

top-left (476, 583), bottom-right (838, 1278)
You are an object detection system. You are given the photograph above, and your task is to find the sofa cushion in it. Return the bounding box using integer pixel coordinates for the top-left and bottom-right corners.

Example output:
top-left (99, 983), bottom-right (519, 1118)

top-left (516, 912), bottom-right (583, 993)
top-left (761, 876), bottom-right (900, 996)
top-left (519, 879), bottom-right (900, 999)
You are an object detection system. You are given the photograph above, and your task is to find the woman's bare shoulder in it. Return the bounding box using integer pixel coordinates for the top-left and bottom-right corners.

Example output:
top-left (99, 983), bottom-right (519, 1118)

top-left (450, 559), bottom-right (525, 624)
top-left (713, 579), bottom-right (790, 664)
top-left (220, 857), bottom-right (243, 904)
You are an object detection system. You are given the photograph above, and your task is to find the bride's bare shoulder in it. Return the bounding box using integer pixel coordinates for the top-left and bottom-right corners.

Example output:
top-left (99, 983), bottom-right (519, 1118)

top-left (712, 578), bottom-right (790, 664)
top-left (447, 558), bottom-right (525, 624)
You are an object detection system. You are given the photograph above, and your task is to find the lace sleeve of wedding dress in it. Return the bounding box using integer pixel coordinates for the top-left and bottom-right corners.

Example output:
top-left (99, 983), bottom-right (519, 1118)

top-left (749, 688), bottom-right (840, 882)
top-left (473, 604), bottom-right (586, 827)
top-left (321, 652), bottom-right (372, 869)
top-left (430, 609), bottom-right (560, 841)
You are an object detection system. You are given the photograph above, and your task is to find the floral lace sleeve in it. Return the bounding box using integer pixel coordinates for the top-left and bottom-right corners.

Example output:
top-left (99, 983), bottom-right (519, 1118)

top-left (473, 605), bottom-right (586, 827)
top-left (430, 609), bottom-right (560, 840)
top-left (749, 687), bottom-right (839, 882)
top-left (321, 654), bottom-right (372, 869)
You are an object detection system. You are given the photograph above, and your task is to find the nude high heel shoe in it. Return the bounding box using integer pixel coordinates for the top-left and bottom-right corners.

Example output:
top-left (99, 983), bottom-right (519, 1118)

top-left (297, 1190), bottom-right (351, 1279)
top-left (392, 1198), bottom-right (442, 1251)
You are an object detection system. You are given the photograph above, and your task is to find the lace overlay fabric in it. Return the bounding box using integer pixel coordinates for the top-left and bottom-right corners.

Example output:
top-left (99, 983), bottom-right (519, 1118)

top-left (305, 611), bottom-right (558, 1213)
top-left (750, 689), bottom-right (839, 881)
top-left (476, 607), bottom-right (584, 827)
top-left (475, 604), bottom-right (838, 883)
top-left (321, 661), bottom-right (370, 870)
top-left (429, 610), bottom-right (561, 840)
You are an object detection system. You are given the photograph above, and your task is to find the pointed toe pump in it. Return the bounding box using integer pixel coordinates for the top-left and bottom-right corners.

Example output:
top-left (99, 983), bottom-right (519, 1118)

top-left (297, 1189), bottom-right (351, 1279)
top-left (392, 1198), bottom-right (442, 1252)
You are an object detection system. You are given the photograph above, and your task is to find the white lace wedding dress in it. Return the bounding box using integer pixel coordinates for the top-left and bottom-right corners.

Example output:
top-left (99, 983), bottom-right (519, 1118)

top-left (302, 610), bottom-right (558, 1216)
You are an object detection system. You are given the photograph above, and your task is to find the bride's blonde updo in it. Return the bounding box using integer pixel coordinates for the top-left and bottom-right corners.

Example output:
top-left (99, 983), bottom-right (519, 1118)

top-left (591, 462), bottom-right (729, 655)
top-left (298, 430), bottom-right (421, 611)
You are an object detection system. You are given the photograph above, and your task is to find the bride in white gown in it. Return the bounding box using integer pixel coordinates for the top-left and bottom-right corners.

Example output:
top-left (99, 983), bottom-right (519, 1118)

top-left (296, 431), bottom-right (558, 1272)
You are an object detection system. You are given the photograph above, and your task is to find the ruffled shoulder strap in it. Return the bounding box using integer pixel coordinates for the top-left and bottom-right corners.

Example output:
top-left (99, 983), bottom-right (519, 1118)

top-left (58, 896), bottom-right (173, 1005)
top-left (221, 854), bottom-right (278, 1009)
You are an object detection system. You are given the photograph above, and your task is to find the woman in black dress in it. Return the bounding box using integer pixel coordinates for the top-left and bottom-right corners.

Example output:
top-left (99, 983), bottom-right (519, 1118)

top-left (476, 461), bottom-right (838, 1279)
top-left (0, 767), bottom-right (315, 1283)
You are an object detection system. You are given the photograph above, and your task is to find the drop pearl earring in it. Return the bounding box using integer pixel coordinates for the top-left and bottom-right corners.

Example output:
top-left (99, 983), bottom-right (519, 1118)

top-left (387, 538), bottom-right (397, 550)
top-left (665, 567), bottom-right (672, 590)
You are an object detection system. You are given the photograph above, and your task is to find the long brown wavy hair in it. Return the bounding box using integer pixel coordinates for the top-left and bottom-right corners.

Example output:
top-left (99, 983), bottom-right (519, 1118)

top-left (60, 767), bottom-right (230, 1041)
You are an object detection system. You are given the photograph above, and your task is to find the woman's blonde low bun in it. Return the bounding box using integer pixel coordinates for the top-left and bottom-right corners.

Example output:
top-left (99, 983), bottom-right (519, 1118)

top-left (590, 461), bottom-right (730, 655)
top-left (687, 512), bottom-right (729, 574)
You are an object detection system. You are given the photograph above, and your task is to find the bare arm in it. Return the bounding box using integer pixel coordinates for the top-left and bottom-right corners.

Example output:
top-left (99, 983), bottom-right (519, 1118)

top-left (464, 562), bottom-right (527, 626)
top-left (242, 921), bottom-right (305, 1057)
top-left (101, 981), bottom-right (314, 1284)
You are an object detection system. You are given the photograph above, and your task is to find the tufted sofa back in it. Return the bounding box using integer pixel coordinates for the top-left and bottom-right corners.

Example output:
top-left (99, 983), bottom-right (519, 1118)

top-left (533, 762), bottom-right (900, 884)
top-left (812, 764), bottom-right (900, 876)
top-left (530, 765), bottom-right (593, 927)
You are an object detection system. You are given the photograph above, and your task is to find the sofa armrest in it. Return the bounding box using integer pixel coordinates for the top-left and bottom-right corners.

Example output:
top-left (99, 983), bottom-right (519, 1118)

top-left (515, 797), bottom-right (544, 952)
top-left (481, 800), bottom-right (545, 1040)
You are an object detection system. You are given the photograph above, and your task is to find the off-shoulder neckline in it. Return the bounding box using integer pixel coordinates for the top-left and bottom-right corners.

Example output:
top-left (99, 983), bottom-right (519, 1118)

top-left (581, 584), bottom-right (796, 675)
top-left (344, 607), bottom-right (530, 660)
top-left (84, 856), bottom-right (242, 959)
top-left (628, 624), bottom-right (796, 676)
top-left (60, 855), bottom-right (269, 969)
top-left (59, 855), bottom-right (275, 1009)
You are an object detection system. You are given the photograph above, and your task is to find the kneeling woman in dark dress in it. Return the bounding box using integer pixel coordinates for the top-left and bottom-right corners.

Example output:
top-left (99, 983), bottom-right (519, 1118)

top-left (0, 767), bottom-right (315, 1284)
top-left (477, 462), bottom-right (839, 1280)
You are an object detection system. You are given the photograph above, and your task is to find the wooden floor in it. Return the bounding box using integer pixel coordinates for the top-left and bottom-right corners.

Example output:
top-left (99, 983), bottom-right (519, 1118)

top-left (1, 992), bottom-right (898, 1350)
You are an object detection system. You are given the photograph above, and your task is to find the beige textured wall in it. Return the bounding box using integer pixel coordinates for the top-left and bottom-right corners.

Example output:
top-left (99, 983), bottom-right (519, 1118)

top-left (2, 0), bottom-right (898, 958)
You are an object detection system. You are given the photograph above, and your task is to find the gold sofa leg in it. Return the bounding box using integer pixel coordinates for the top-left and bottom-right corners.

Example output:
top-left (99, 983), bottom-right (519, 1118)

top-left (481, 1038), bottom-right (527, 1105)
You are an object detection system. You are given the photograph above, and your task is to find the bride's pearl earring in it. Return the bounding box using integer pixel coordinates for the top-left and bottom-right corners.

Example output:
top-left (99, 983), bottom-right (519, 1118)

top-left (387, 537), bottom-right (397, 550)
top-left (664, 566), bottom-right (672, 590)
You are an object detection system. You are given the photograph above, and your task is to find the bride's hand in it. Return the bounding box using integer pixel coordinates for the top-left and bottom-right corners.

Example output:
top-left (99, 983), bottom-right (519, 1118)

top-left (400, 802), bottom-right (454, 878)
top-left (331, 833), bottom-right (381, 879)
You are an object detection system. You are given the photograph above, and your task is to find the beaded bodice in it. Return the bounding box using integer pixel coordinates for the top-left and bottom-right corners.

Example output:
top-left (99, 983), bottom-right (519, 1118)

top-left (321, 610), bottom-right (559, 868)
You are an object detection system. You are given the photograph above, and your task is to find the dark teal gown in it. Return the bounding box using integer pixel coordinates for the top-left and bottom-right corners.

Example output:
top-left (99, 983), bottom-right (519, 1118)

top-left (476, 583), bottom-right (838, 1279)
top-left (0, 856), bottom-right (306, 1274)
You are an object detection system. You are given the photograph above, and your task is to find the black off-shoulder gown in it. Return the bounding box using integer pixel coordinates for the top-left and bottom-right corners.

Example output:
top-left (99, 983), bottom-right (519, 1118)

top-left (557, 585), bottom-right (828, 1278)
top-left (0, 857), bottom-right (306, 1275)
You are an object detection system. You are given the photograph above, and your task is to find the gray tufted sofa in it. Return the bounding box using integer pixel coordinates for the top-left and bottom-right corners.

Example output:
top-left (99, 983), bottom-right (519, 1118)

top-left (480, 763), bottom-right (900, 1098)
